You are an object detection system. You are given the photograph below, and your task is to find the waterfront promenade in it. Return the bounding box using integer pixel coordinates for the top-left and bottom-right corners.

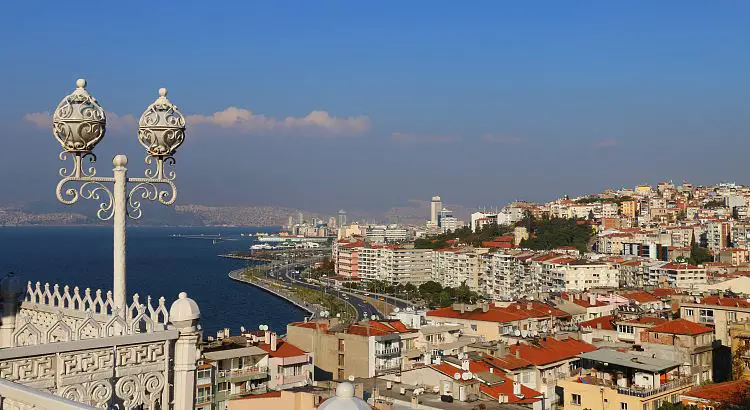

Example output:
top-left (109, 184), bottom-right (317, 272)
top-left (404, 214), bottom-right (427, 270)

top-left (228, 268), bottom-right (320, 319)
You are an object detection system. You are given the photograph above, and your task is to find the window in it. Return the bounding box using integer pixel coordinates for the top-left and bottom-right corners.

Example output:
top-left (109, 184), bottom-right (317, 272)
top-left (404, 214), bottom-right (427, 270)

top-left (621, 403), bottom-right (628, 410)
top-left (728, 311), bottom-right (737, 322)
top-left (218, 382), bottom-right (229, 392)
top-left (685, 309), bottom-right (694, 317)
top-left (470, 324), bottom-right (477, 331)
top-left (197, 369), bottom-right (211, 380)
top-left (571, 394), bottom-right (581, 406)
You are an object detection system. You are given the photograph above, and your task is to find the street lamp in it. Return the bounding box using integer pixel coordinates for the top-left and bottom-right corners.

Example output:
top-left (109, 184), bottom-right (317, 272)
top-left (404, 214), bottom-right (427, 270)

top-left (52, 79), bottom-right (186, 316)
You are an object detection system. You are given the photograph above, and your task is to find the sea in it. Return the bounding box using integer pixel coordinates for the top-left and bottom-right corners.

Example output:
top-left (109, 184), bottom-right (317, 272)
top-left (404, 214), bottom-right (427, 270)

top-left (0, 226), bottom-right (307, 336)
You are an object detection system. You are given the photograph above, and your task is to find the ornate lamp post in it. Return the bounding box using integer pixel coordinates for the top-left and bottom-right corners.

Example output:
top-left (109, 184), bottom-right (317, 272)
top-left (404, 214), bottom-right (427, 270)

top-left (52, 79), bottom-right (186, 316)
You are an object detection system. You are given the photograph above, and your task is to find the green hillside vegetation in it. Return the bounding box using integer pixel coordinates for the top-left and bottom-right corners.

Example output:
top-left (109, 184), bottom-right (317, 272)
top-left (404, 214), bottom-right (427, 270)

top-left (518, 214), bottom-right (595, 253)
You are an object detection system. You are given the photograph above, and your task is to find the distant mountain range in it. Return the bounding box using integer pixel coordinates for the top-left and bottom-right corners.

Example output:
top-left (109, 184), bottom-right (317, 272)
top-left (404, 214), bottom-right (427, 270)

top-left (0, 199), bottom-right (469, 227)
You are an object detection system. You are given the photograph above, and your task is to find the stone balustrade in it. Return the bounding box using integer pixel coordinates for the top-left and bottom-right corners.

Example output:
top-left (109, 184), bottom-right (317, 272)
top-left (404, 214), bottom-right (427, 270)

top-left (0, 378), bottom-right (95, 409)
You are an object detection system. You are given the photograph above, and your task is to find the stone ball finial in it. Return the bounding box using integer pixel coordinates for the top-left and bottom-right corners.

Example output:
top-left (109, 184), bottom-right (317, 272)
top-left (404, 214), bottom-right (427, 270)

top-left (112, 154), bottom-right (128, 167)
top-left (0, 272), bottom-right (24, 299)
top-left (76, 78), bottom-right (87, 89)
top-left (159, 87), bottom-right (167, 97)
top-left (318, 382), bottom-right (369, 410)
top-left (169, 292), bottom-right (200, 331)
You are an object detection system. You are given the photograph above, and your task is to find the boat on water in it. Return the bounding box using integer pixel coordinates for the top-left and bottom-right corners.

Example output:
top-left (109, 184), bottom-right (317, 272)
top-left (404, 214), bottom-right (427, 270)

top-left (250, 244), bottom-right (275, 250)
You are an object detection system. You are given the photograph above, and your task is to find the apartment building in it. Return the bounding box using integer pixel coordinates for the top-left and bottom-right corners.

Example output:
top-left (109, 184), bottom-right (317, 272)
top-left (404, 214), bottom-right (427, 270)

top-left (508, 337), bottom-right (597, 409)
top-left (638, 319), bottom-right (716, 385)
top-left (196, 332), bottom-right (274, 410)
top-left (680, 296), bottom-right (750, 345)
top-left (649, 262), bottom-right (707, 290)
top-left (286, 319), bottom-right (416, 380)
top-left (558, 350), bottom-right (694, 410)
top-left (431, 247), bottom-right (489, 290)
top-left (706, 220), bottom-right (731, 251)
top-left (335, 243), bottom-right (432, 284)
top-left (555, 261), bottom-right (619, 291)
top-left (426, 301), bottom-right (571, 342)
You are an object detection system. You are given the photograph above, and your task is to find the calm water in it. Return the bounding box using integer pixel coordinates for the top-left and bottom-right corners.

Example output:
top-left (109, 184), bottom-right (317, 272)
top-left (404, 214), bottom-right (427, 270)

top-left (0, 226), bottom-right (306, 336)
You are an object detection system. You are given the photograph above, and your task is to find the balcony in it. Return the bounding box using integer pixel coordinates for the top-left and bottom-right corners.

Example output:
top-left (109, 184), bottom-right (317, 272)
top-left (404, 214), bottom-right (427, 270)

top-left (616, 377), bottom-right (693, 398)
top-left (217, 366), bottom-right (268, 381)
top-left (196, 394), bottom-right (212, 404)
top-left (375, 347), bottom-right (401, 357)
top-left (698, 316), bottom-right (715, 324)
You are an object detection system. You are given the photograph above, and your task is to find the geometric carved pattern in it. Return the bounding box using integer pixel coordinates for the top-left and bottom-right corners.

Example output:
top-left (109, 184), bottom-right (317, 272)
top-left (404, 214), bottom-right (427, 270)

top-left (0, 342), bottom-right (169, 409)
top-left (13, 281), bottom-right (171, 348)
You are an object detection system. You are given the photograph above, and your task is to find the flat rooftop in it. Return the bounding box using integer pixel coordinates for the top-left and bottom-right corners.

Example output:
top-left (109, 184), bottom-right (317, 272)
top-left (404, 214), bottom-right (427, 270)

top-left (578, 350), bottom-right (681, 373)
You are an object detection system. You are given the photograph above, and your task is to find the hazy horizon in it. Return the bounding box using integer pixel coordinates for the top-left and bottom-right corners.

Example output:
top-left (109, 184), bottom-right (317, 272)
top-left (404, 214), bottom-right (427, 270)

top-left (2, 2), bottom-right (749, 214)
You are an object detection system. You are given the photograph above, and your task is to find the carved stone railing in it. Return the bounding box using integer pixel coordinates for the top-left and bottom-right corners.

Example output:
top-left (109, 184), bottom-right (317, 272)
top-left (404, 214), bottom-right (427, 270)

top-left (0, 378), bottom-right (95, 409)
top-left (0, 331), bottom-right (178, 409)
top-left (12, 282), bottom-right (170, 348)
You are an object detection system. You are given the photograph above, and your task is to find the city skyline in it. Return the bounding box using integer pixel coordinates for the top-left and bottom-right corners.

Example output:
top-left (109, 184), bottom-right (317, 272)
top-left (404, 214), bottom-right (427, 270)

top-left (1, 2), bottom-right (749, 213)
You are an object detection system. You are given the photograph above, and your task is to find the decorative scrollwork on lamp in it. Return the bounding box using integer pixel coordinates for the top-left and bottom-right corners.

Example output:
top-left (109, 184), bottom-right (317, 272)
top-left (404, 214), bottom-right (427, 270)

top-left (51, 79), bottom-right (186, 315)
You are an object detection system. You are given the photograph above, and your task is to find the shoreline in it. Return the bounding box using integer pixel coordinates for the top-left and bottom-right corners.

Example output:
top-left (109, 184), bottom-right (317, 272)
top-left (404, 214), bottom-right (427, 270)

top-left (227, 269), bottom-right (317, 317)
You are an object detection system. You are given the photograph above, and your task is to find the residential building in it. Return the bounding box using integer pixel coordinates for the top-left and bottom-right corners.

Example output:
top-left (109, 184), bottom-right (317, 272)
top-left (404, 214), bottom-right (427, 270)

top-left (507, 337), bottom-right (597, 409)
top-left (707, 220), bottom-right (731, 251)
top-left (680, 296), bottom-right (750, 345)
top-left (615, 316), bottom-right (668, 344)
top-left (679, 380), bottom-right (750, 409)
top-left (286, 319), bottom-right (416, 380)
top-left (638, 319), bottom-right (716, 385)
top-left (555, 261), bottom-right (619, 291)
top-left (557, 350), bottom-right (694, 410)
top-left (258, 338), bottom-right (313, 391)
top-left (197, 333), bottom-right (271, 410)
top-left (426, 301), bottom-right (571, 342)
top-left (729, 321), bottom-right (750, 380)
top-left (649, 262), bottom-right (707, 290)
top-left (432, 247), bottom-right (489, 291)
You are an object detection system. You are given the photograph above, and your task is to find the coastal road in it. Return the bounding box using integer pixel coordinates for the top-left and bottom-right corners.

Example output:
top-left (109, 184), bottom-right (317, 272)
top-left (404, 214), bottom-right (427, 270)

top-left (263, 260), bottom-right (388, 321)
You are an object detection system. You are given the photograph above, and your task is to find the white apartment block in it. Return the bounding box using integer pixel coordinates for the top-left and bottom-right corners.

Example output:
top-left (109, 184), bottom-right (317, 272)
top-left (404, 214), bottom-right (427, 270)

top-left (350, 246), bottom-right (433, 284)
top-left (648, 262), bottom-right (707, 290)
top-left (431, 248), bottom-right (489, 290)
top-left (470, 211), bottom-right (498, 232)
top-left (706, 220), bottom-right (731, 251)
top-left (554, 261), bottom-right (619, 291)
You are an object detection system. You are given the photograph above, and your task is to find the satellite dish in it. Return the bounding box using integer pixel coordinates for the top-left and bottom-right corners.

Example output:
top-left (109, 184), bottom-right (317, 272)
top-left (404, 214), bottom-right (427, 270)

top-left (514, 329), bottom-right (521, 337)
top-left (240, 326), bottom-right (246, 333)
top-left (394, 307), bottom-right (400, 313)
top-left (348, 375), bottom-right (355, 382)
top-left (454, 373), bottom-right (461, 380)
top-left (532, 331), bottom-right (539, 337)
top-left (521, 330), bottom-right (529, 338)
top-left (462, 372), bottom-right (472, 380)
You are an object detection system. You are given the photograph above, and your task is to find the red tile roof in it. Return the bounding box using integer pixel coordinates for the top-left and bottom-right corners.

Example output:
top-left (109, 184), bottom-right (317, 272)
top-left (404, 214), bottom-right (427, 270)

top-left (258, 340), bottom-right (307, 358)
top-left (682, 380), bottom-right (750, 405)
top-left (233, 391), bottom-right (283, 400)
top-left (345, 320), bottom-right (414, 337)
top-left (480, 380), bottom-right (543, 404)
top-left (483, 354), bottom-right (533, 371)
top-left (698, 296), bottom-right (750, 308)
top-left (288, 321), bottom-right (329, 332)
top-left (623, 317), bottom-right (668, 326)
top-left (647, 319), bottom-right (713, 336)
top-left (507, 338), bottom-right (597, 366)
top-left (621, 291), bottom-right (659, 303)
top-left (427, 302), bottom-right (570, 324)
top-left (649, 288), bottom-right (678, 298)
top-left (579, 315), bottom-right (615, 331)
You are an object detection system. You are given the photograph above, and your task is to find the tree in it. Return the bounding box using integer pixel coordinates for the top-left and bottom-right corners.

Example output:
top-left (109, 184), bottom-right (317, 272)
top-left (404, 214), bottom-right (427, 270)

top-left (689, 243), bottom-right (713, 265)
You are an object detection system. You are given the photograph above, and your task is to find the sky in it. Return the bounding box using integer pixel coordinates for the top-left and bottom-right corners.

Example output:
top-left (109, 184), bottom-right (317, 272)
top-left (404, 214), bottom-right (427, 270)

top-left (1, 1), bottom-right (749, 214)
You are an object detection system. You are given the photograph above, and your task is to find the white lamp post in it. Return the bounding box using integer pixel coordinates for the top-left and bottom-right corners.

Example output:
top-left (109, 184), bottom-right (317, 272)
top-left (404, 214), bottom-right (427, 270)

top-left (52, 79), bottom-right (186, 317)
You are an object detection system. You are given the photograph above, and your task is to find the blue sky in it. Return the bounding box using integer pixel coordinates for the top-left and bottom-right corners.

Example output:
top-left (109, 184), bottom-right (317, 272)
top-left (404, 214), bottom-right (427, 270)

top-left (1, 1), bottom-right (749, 214)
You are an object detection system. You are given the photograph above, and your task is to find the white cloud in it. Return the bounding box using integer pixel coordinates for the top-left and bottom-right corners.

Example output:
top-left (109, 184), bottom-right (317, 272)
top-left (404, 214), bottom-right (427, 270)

top-left (186, 106), bottom-right (370, 137)
top-left (26, 106), bottom-right (369, 138)
top-left (390, 132), bottom-right (456, 144)
top-left (24, 111), bottom-right (137, 133)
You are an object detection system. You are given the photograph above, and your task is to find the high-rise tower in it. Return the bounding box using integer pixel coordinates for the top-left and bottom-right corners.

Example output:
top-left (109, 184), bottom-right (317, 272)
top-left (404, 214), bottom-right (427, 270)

top-left (430, 196), bottom-right (442, 226)
top-left (338, 209), bottom-right (347, 228)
